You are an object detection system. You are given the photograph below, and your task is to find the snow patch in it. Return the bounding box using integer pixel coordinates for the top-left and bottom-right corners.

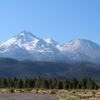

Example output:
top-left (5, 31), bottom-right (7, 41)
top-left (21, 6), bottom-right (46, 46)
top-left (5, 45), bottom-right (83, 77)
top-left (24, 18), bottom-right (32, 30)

top-left (43, 38), bottom-right (53, 44)
top-left (19, 32), bottom-right (25, 36)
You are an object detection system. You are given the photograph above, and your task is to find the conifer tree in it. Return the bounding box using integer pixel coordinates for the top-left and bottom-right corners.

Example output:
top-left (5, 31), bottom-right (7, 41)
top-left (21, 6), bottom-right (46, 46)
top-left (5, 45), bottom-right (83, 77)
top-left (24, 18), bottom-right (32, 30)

top-left (1, 78), bottom-right (8, 88)
top-left (81, 77), bottom-right (87, 89)
top-left (72, 78), bottom-right (78, 89)
top-left (17, 78), bottom-right (23, 88)
top-left (7, 78), bottom-right (11, 88)
top-left (49, 83), bottom-right (54, 89)
top-left (28, 79), bottom-right (35, 88)
top-left (42, 78), bottom-right (49, 89)
top-left (52, 78), bottom-right (58, 88)
top-left (87, 77), bottom-right (95, 89)
top-left (13, 77), bottom-right (18, 88)
top-left (94, 84), bottom-right (99, 90)
top-left (63, 79), bottom-right (69, 90)
top-left (56, 80), bottom-right (63, 89)
top-left (10, 80), bottom-right (14, 88)
top-left (48, 78), bottom-right (52, 85)
top-left (35, 76), bottom-right (41, 89)
top-left (69, 81), bottom-right (73, 89)
top-left (23, 78), bottom-right (29, 88)
top-left (77, 82), bottom-right (81, 89)
top-left (0, 78), bottom-right (2, 88)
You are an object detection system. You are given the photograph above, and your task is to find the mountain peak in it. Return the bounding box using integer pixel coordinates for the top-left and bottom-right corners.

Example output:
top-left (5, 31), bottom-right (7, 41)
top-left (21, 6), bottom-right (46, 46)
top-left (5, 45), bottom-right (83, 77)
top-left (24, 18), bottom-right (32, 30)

top-left (0, 31), bottom-right (40, 47)
top-left (18, 30), bottom-right (28, 36)
top-left (12, 30), bottom-right (40, 44)
top-left (16, 30), bottom-right (38, 38)
top-left (68, 39), bottom-right (100, 47)
top-left (69, 39), bottom-right (89, 43)
top-left (60, 38), bottom-right (100, 62)
top-left (20, 30), bottom-right (27, 33)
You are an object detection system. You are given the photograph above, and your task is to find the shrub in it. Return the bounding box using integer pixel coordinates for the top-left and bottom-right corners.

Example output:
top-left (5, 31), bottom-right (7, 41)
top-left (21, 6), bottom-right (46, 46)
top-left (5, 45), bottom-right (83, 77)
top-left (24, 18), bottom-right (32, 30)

top-left (50, 91), bottom-right (55, 94)
top-left (92, 91), bottom-right (95, 94)
top-left (9, 88), bottom-right (14, 93)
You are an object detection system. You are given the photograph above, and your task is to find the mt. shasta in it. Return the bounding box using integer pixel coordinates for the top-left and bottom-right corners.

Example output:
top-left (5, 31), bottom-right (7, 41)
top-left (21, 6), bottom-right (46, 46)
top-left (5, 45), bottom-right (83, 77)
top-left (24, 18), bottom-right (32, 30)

top-left (0, 30), bottom-right (100, 63)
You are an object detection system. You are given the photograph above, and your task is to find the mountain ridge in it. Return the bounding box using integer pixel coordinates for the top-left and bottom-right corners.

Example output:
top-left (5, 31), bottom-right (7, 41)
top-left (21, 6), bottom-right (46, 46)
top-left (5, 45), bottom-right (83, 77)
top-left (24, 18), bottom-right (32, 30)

top-left (0, 30), bottom-right (100, 63)
top-left (0, 57), bottom-right (99, 81)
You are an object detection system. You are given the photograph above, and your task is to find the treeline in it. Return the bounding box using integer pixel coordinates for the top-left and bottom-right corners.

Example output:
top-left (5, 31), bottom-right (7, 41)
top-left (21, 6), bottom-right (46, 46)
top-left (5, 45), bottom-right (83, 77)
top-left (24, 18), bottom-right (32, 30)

top-left (0, 76), bottom-right (99, 90)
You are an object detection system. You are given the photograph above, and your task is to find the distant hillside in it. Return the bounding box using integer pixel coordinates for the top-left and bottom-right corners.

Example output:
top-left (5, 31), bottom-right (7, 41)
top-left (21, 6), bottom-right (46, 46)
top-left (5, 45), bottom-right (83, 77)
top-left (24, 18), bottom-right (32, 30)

top-left (0, 58), bottom-right (100, 81)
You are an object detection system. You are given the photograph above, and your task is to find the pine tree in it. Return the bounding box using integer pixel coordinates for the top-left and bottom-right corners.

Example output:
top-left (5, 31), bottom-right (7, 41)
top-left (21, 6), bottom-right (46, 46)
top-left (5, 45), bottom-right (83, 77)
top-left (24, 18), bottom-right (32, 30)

top-left (52, 78), bottom-right (58, 88)
top-left (1, 78), bottom-right (8, 88)
top-left (87, 77), bottom-right (95, 89)
top-left (63, 79), bottom-right (69, 89)
top-left (28, 79), bottom-right (35, 88)
top-left (13, 77), bottom-right (18, 88)
top-left (77, 82), bottom-right (81, 89)
top-left (23, 78), bottom-right (29, 88)
top-left (0, 78), bottom-right (2, 88)
top-left (94, 84), bottom-right (99, 90)
top-left (7, 78), bottom-right (11, 88)
top-left (49, 83), bottom-right (54, 89)
top-left (56, 80), bottom-right (63, 89)
top-left (35, 76), bottom-right (41, 89)
top-left (72, 78), bottom-right (78, 89)
top-left (69, 81), bottom-right (73, 89)
top-left (42, 78), bottom-right (49, 89)
top-left (10, 80), bottom-right (14, 88)
top-left (17, 78), bottom-right (23, 88)
top-left (48, 78), bottom-right (52, 86)
top-left (81, 77), bottom-right (87, 89)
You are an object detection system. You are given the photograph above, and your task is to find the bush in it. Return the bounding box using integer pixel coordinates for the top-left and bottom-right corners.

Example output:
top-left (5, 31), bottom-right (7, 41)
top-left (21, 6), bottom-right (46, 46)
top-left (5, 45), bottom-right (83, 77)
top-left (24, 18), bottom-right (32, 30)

top-left (50, 91), bottom-right (55, 94)
top-left (92, 91), bottom-right (95, 94)
top-left (9, 88), bottom-right (14, 93)
top-left (24, 88), bottom-right (32, 91)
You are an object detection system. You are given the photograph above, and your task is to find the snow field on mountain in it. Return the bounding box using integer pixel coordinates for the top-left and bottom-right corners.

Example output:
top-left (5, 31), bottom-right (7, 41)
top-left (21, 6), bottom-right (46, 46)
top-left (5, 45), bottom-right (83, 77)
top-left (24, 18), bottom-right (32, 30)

top-left (0, 30), bottom-right (100, 63)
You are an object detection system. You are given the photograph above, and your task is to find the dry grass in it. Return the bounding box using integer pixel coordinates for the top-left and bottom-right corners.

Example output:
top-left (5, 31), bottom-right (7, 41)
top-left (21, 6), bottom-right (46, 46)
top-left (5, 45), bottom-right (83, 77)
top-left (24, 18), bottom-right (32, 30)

top-left (58, 89), bottom-right (100, 100)
top-left (0, 88), bottom-right (59, 94)
top-left (0, 88), bottom-right (100, 100)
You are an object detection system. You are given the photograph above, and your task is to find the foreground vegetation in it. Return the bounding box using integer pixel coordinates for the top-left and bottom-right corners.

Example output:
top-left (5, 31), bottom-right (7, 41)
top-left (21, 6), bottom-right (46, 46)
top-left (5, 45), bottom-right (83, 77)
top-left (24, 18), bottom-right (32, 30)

top-left (0, 88), bottom-right (100, 100)
top-left (0, 76), bottom-right (98, 90)
top-left (0, 76), bottom-right (99, 100)
top-left (58, 89), bottom-right (100, 100)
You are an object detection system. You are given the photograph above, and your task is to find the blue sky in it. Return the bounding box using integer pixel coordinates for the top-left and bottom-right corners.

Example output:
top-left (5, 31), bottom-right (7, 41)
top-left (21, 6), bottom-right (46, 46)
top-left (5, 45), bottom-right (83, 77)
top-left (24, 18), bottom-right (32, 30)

top-left (0, 0), bottom-right (100, 44)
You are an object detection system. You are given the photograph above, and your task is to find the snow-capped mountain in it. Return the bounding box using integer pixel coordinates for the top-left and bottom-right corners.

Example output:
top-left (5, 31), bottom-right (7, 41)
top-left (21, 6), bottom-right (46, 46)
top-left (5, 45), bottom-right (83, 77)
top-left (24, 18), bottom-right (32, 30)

top-left (0, 30), bottom-right (100, 63)
top-left (60, 39), bottom-right (100, 62)
top-left (0, 30), bottom-right (63, 61)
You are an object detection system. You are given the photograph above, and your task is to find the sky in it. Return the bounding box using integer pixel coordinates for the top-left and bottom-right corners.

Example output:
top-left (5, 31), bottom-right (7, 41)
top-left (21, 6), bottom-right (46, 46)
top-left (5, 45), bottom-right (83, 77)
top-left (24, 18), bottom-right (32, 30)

top-left (0, 0), bottom-right (100, 44)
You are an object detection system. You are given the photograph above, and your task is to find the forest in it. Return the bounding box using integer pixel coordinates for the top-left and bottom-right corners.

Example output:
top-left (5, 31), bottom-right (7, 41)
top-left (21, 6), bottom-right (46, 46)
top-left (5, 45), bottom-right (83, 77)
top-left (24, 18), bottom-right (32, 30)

top-left (0, 76), bottom-right (98, 90)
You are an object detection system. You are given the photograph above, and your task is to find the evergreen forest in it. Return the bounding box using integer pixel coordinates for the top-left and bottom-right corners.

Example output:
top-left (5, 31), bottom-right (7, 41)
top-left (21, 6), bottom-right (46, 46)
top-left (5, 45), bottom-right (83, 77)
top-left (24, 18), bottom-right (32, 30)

top-left (0, 76), bottom-right (98, 90)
